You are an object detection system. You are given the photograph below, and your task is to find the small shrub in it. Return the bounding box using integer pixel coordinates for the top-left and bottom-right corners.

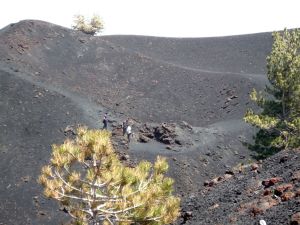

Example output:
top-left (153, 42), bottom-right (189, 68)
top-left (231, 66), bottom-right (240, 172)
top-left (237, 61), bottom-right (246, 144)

top-left (72, 15), bottom-right (104, 35)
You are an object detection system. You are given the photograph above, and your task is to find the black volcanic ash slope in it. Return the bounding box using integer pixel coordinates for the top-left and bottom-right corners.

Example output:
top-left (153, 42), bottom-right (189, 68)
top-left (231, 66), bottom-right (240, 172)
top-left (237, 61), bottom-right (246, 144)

top-left (0, 69), bottom-right (97, 225)
top-left (0, 20), bottom-right (282, 225)
top-left (0, 20), bottom-right (268, 127)
top-left (102, 33), bottom-right (272, 75)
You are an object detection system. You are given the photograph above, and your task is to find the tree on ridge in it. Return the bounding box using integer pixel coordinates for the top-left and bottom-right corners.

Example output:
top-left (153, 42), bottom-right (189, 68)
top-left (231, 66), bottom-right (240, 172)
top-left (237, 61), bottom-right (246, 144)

top-left (72, 14), bottom-right (104, 35)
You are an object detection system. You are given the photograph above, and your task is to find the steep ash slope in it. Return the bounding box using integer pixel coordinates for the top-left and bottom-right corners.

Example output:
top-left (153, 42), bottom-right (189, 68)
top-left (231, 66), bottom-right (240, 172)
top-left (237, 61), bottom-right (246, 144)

top-left (102, 33), bottom-right (272, 75)
top-left (0, 69), bottom-right (96, 225)
top-left (0, 20), bottom-right (267, 127)
top-left (0, 20), bottom-right (282, 225)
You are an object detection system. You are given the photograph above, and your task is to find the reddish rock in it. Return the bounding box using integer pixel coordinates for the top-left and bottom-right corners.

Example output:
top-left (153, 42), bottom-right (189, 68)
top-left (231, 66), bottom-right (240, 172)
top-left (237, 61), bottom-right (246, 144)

top-left (291, 212), bottom-right (300, 225)
top-left (281, 191), bottom-right (295, 201)
top-left (263, 189), bottom-right (272, 196)
top-left (251, 206), bottom-right (263, 216)
top-left (204, 177), bottom-right (222, 187)
top-left (259, 196), bottom-right (278, 210)
top-left (262, 177), bottom-right (282, 188)
top-left (249, 196), bottom-right (278, 215)
top-left (270, 177), bottom-right (283, 183)
top-left (275, 183), bottom-right (294, 195)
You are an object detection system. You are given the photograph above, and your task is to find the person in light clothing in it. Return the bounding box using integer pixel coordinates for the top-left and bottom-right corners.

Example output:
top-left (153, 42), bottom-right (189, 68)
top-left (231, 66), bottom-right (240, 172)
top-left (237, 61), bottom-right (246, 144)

top-left (126, 125), bottom-right (132, 143)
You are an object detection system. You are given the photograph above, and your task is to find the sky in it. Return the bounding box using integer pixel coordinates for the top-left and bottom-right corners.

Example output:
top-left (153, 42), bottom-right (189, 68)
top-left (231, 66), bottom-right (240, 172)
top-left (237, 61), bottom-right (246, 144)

top-left (1, 0), bottom-right (300, 37)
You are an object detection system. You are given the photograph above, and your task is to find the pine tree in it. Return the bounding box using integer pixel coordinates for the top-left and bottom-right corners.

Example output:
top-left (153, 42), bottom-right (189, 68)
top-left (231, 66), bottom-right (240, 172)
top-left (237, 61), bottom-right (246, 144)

top-left (38, 127), bottom-right (180, 225)
top-left (244, 28), bottom-right (300, 151)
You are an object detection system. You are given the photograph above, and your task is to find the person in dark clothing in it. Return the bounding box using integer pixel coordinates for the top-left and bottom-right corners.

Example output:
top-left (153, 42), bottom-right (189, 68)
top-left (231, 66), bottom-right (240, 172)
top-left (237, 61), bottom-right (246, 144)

top-left (102, 113), bottom-right (108, 130)
top-left (122, 118), bottom-right (129, 136)
top-left (122, 120), bottom-right (127, 136)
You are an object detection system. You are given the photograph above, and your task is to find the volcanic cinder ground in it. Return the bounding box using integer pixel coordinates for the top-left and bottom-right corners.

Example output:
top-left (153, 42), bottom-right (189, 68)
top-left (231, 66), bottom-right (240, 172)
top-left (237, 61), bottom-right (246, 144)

top-left (1, 20), bottom-right (299, 225)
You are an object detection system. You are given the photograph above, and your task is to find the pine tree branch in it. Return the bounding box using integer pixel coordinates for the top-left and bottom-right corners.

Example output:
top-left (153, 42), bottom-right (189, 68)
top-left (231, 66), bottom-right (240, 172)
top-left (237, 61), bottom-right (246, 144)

top-left (64, 166), bottom-right (108, 189)
top-left (96, 203), bottom-right (144, 215)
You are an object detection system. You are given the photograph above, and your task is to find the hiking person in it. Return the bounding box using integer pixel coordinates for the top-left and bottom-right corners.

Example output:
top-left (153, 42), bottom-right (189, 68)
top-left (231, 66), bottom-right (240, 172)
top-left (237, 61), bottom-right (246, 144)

top-left (122, 118), bottom-right (129, 136)
top-left (126, 124), bottom-right (132, 143)
top-left (259, 220), bottom-right (267, 225)
top-left (102, 113), bottom-right (108, 130)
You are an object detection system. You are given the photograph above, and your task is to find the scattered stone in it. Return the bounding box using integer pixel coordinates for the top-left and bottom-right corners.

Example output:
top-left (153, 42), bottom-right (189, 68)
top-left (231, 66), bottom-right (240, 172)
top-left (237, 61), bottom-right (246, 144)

top-left (182, 211), bottom-right (193, 221)
top-left (275, 183), bottom-right (294, 195)
top-left (153, 123), bottom-right (177, 145)
top-left (251, 163), bottom-right (259, 171)
top-left (225, 170), bottom-right (235, 175)
top-left (64, 125), bottom-right (76, 135)
top-left (59, 206), bottom-right (68, 214)
top-left (262, 177), bottom-right (282, 188)
top-left (250, 196), bottom-right (278, 215)
top-left (281, 191), bottom-right (295, 201)
top-left (295, 189), bottom-right (300, 197)
top-left (204, 180), bottom-right (216, 187)
top-left (208, 203), bottom-right (219, 210)
top-left (180, 121), bottom-right (193, 130)
top-left (161, 137), bottom-right (174, 145)
top-left (138, 134), bottom-right (150, 143)
top-left (165, 146), bottom-right (172, 150)
top-left (291, 212), bottom-right (300, 225)
top-left (229, 216), bottom-right (237, 223)
top-left (120, 154), bottom-right (129, 161)
top-left (204, 177), bottom-right (223, 187)
top-left (21, 176), bottom-right (30, 183)
top-left (174, 139), bottom-right (182, 145)
top-left (37, 210), bottom-right (46, 216)
top-left (224, 173), bottom-right (233, 179)
top-left (292, 171), bottom-right (300, 182)
top-left (263, 189), bottom-right (272, 196)
top-left (279, 155), bottom-right (289, 163)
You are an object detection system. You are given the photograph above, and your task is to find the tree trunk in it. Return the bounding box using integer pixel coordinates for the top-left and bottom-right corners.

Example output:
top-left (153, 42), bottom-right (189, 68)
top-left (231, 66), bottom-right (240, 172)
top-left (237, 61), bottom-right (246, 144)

top-left (282, 91), bottom-right (286, 120)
